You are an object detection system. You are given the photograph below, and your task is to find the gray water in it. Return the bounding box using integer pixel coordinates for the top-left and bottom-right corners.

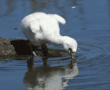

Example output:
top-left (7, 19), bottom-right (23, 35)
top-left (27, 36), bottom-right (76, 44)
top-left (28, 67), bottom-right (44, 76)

top-left (0, 0), bottom-right (110, 90)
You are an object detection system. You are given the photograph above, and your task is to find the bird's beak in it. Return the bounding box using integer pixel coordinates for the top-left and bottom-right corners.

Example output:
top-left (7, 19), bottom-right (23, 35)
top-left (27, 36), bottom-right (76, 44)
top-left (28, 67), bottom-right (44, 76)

top-left (70, 51), bottom-right (75, 60)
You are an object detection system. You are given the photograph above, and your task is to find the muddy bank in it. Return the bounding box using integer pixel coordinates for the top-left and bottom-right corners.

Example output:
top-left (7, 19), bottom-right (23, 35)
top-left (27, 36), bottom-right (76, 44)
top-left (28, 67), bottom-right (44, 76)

top-left (0, 37), bottom-right (41, 60)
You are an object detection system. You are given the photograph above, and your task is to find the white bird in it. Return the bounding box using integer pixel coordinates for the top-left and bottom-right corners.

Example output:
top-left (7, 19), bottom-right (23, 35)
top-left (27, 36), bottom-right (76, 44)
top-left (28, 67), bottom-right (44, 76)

top-left (21, 12), bottom-right (78, 58)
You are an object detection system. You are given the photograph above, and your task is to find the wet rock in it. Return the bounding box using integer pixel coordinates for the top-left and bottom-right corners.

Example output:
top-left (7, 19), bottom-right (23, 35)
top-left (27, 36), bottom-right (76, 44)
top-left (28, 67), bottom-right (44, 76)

top-left (0, 37), bottom-right (15, 55)
top-left (0, 37), bottom-right (41, 60)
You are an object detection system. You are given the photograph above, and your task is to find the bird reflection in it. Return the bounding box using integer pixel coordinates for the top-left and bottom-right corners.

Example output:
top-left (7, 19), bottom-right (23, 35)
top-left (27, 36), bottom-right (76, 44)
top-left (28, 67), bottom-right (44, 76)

top-left (27, 56), bottom-right (34, 72)
top-left (24, 56), bottom-right (79, 90)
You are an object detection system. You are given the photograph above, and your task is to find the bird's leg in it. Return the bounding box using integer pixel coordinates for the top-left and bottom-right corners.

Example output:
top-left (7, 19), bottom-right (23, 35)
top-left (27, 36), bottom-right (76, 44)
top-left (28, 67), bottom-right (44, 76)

top-left (41, 43), bottom-right (49, 56)
top-left (28, 40), bottom-right (37, 56)
top-left (32, 51), bottom-right (37, 56)
top-left (27, 56), bottom-right (34, 71)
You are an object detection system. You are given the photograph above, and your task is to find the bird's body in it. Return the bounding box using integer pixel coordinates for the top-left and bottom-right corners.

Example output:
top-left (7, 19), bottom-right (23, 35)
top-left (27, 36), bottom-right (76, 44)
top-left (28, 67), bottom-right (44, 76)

top-left (21, 12), bottom-right (64, 44)
top-left (21, 12), bottom-right (78, 57)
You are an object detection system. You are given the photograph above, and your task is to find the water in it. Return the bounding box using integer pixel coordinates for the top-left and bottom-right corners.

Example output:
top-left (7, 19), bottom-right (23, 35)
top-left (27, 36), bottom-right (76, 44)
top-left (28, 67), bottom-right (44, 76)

top-left (0, 0), bottom-right (110, 90)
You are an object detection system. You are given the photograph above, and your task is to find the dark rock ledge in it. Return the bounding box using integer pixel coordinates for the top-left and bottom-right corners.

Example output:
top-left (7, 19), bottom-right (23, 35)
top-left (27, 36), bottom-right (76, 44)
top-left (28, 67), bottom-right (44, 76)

top-left (0, 37), bottom-right (41, 60)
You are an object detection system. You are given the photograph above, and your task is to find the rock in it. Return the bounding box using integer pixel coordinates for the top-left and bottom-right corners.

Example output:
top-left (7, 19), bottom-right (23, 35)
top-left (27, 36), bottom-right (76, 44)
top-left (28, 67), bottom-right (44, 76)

top-left (0, 37), bottom-right (41, 60)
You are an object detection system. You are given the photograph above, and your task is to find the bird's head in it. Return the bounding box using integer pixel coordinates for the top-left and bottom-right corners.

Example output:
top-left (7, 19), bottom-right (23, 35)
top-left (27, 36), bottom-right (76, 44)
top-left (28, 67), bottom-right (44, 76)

top-left (63, 36), bottom-right (78, 59)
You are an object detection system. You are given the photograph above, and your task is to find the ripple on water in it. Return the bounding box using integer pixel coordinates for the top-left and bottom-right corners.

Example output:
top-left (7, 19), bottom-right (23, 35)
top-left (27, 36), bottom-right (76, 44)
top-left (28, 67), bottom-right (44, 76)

top-left (74, 43), bottom-right (110, 90)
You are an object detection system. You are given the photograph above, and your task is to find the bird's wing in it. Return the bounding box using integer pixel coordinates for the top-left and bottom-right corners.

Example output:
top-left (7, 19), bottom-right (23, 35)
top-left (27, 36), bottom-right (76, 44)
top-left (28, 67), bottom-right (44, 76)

top-left (49, 14), bottom-right (66, 25)
top-left (29, 20), bottom-right (40, 33)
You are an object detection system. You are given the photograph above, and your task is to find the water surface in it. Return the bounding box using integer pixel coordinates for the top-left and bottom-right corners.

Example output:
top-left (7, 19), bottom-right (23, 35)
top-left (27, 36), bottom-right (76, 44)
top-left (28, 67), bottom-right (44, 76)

top-left (0, 0), bottom-right (110, 90)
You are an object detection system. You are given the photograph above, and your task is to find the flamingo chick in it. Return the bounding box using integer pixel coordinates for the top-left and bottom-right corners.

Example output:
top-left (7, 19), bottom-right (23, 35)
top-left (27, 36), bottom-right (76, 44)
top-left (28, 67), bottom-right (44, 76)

top-left (21, 12), bottom-right (78, 59)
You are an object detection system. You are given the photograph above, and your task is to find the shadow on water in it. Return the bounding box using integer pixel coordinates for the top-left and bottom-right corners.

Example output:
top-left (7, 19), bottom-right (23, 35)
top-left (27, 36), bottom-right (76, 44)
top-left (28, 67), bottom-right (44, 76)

top-left (24, 56), bottom-right (79, 90)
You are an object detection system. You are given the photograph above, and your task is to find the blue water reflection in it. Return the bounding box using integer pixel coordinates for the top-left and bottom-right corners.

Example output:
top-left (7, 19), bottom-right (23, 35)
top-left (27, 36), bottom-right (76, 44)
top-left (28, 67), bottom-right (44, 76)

top-left (0, 0), bottom-right (110, 90)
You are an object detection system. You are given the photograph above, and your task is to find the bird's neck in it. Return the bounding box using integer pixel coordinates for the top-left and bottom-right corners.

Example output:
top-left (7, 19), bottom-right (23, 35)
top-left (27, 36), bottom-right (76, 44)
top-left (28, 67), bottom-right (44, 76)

top-left (49, 35), bottom-right (64, 45)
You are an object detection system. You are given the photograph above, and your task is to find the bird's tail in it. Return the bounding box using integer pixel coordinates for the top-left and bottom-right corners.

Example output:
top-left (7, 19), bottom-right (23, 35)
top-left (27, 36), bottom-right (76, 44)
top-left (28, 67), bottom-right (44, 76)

top-left (49, 14), bottom-right (66, 25)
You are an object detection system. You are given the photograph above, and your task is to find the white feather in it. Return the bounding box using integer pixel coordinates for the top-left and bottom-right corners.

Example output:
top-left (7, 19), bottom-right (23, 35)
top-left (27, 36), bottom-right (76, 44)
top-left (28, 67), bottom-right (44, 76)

top-left (21, 12), bottom-right (78, 53)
